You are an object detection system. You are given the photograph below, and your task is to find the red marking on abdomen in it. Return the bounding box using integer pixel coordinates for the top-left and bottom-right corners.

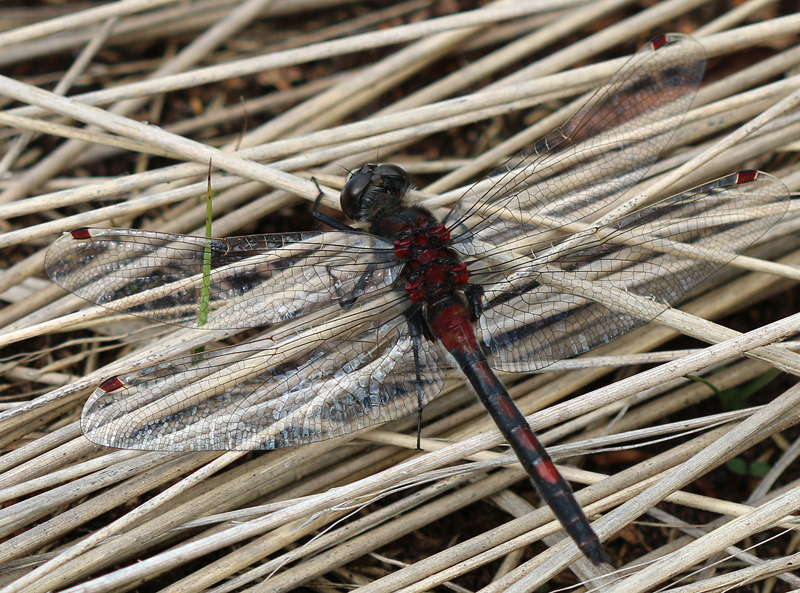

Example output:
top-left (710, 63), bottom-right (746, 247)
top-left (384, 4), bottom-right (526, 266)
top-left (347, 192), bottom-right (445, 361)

top-left (516, 429), bottom-right (561, 484)
top-left (474, 360), bottom-right (497, 385)
top-left (99, 376), bottom-right (124, 392)
top-left (535, 460), bottom-right (561, 485)
top-left (428, 302), bottom-right (480, 354)
top-left (530, 457), bottom-right (562, 485)
top-left (493, 395), bottom-right (519, 419)
top-left (71, 228), bottom-right (92, 240)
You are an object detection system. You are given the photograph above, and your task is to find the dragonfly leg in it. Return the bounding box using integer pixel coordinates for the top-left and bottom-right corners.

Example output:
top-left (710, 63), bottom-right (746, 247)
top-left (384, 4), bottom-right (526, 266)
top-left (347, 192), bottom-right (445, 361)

top-left (464, 283), bottom-right (485, 321)
top-left (312, 178), bottom-right (356, 232)
top-left (403, 306), bottom-right (435, 450)
top-left (325, 262), bottom-right (380, 309)
top-left (406, 311), bottom-right (427, 451)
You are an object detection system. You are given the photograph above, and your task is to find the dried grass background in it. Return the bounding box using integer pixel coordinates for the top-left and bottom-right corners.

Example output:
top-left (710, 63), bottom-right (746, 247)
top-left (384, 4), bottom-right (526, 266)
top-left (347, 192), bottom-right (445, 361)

top-left (0, 0), bottom-right (800, 592)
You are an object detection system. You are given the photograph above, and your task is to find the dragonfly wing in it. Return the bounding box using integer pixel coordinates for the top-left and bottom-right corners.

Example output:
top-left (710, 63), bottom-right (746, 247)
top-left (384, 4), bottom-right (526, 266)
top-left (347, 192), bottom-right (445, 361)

top-left (45, 228), bottom-right (398, 330)
top-left (81, 293), bottom-right (451, 450)
top-left (446, 34), bottom-right (706, 254)
top-left (475, 172), bottom-right (789, 372)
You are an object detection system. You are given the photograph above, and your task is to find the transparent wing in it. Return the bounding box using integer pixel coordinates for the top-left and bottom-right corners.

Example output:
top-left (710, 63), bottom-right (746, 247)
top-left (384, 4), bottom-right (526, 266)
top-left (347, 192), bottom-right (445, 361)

top-left (446, 34), bottom-right (706, 253)
top-left (472, 171), bottom-right (789, 372)
top-left (45, 228), bottom-right (399, 330)
top-left (81, 292), bottom-right (450, 450)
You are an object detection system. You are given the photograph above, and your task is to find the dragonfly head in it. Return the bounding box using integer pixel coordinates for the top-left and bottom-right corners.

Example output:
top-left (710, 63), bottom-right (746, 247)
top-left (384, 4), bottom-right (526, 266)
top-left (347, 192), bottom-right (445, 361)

top-left (341, 163), bottom-right (411, 222)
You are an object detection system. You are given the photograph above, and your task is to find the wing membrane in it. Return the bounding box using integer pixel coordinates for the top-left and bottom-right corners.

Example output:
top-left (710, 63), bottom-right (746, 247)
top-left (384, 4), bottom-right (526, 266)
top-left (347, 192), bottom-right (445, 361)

top-left (447, 34), bottom-right (706, 252)
top-left (45, 228), bottom-right (398, 330)
top-left (474, 172), bottom-right (789, 371)
top-left (82, 293), bottom-right (450, 450)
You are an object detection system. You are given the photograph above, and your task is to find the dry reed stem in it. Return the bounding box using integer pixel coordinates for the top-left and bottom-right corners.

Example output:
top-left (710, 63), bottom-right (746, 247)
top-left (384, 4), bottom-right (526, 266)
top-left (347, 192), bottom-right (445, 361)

top-left (0, 1), bottom-right (799, 593)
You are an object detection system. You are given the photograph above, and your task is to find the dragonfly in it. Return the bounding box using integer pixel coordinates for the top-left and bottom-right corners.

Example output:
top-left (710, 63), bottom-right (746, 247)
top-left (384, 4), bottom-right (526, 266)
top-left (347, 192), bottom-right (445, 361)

top-left (45, 34), bottom-right (790, 565)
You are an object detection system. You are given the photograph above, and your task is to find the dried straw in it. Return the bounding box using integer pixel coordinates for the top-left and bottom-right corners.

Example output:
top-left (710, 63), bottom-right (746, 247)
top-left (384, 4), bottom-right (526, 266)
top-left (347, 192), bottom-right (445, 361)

top-left (1, 1), bottom-right (799, 592)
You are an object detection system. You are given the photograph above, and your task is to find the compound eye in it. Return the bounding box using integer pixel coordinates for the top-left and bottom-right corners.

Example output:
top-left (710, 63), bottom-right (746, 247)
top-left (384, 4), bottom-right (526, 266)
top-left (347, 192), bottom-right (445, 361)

top-left (340, 171), bottom-right (371, 220)
top-left (373, 163), bottom-right (409, 183)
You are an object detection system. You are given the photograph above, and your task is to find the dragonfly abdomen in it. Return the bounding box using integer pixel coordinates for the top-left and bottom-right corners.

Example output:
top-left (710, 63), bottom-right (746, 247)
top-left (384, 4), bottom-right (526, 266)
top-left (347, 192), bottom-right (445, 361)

top-left (453, 341), bottom-right (610, 565)
top-left (420, 292), bottom-right (609, 564)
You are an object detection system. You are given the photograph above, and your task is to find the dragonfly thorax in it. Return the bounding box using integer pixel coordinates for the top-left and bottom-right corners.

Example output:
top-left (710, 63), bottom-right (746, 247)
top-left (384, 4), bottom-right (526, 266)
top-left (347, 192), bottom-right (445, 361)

top-left (392, 216), bottom-right (469, 303)
top-left (340, 163), bottom-right (472, 303)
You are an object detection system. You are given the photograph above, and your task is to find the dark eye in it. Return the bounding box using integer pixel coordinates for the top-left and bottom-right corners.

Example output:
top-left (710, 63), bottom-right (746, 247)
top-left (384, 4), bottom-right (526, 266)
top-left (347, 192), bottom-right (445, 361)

top-left (340, 170), bottom-right (371, 220)
top-left (372, 163), bottom-right (409, 182)
top-left (339, 163), bottom-right (411, 221)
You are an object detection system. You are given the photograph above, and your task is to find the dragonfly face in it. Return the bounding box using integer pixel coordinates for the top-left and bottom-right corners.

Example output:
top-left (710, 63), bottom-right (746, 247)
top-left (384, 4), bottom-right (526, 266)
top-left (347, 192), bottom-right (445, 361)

top-left (44, 33), bottom-right (790, 566)
top-left (340, 162), bottom-right (411, 223)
